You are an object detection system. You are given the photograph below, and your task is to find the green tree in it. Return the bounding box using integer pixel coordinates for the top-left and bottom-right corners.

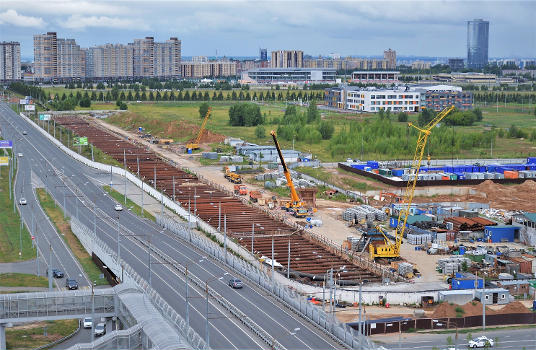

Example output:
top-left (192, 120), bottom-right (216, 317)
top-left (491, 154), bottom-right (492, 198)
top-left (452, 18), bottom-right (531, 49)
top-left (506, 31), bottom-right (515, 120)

top-left (199, 102), bottom-right (210, 119)
top-left (317, 121), bottom-right (335, 140)
top-left (255, 125), bottom-right (266, 139)
top-left (307, 101), bottom-right (320, 123)
top-left (79, 97), bottom-right (91, 108)
top-left (228, 103), bottom-right (264, 126)
top-left (397, 112), bottom-right (408, 123)
top-left (418, 108), bottom-right (435, 126)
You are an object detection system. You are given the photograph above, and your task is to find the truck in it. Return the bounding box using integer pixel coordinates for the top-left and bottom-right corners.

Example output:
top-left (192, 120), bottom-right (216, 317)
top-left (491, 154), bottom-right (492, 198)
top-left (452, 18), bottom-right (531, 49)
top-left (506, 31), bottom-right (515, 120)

top-left (234, 184), bottom-right (248, 195)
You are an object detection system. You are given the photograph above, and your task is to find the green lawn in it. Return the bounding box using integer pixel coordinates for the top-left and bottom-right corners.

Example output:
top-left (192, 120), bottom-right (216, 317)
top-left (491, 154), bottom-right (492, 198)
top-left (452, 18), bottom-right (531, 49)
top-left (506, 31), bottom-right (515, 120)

top-left (295, 166), bottom-right (380, 192)
top-left (36, 189), bottom-right (107, 286)
top-left (6, 319), bottom-right (79, 350)
top-left (0, 273), bottom-right (48, 287)
top-left (103, 185), bottom-right (155, 222)
top-left (0, 154), bottom-right (36, 262)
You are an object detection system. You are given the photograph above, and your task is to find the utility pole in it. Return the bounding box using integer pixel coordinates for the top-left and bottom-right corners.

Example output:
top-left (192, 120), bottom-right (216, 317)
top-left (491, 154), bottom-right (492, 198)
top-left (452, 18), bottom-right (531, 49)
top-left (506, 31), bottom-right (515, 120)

top-left (287, 238), bottom-right (291, 279)
top-left (205, 283), bottom-right (210, 347)
top-left (251, 222), bottom-right (254, 254)
top-left (141, 181), bottom-right (144, 216)
top-left (48, 244), bottom-right (53, 290)
top-left (185, 266), bottom-right (190, 327)
top-left (358, 281), bottom-right (363, 349)
top-left (224, 215), bottom-right (227, 264)
top-left (117, 216), bottom-right (121, 263)
top-left (172, 176), bottom-right (175, 202)
top-left (123, 149), bottom-right (127, 205)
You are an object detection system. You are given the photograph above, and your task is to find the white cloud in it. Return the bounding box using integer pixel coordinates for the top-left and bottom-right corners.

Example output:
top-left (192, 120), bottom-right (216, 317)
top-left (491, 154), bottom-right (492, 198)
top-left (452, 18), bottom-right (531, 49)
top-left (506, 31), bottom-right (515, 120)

top-left (60, 15), bottom-right (150, 30)
top-left (0, 0), bottom-right (125, 16)
top-left (0, 9), bottom-right (45, 27)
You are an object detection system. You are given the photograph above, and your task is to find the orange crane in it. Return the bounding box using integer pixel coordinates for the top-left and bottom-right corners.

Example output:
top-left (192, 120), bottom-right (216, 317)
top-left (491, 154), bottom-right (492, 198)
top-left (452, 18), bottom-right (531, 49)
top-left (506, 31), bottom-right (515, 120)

top-left (186, 107), bottom-right (211, 151)
top-left (270, 130), bottom-right (308, 218)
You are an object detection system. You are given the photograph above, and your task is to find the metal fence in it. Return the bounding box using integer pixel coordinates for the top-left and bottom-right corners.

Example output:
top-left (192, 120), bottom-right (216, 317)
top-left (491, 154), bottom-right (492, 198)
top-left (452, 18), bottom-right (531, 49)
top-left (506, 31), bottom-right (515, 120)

top-left (157, 215), bottom-right (377, 350)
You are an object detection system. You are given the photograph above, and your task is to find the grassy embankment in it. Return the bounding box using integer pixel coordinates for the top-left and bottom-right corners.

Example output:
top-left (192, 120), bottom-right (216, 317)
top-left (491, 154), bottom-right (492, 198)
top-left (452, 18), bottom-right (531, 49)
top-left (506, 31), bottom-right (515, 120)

top-left (103, 185), bottom-right (155, 221)
top-left (0, 273), bottom-right (48, 287)
top-left (6, 319), bottom-right (79, 350)
top-left (36, 188), bottom-right (107, 285)
top-left (0, 149), bottom-right (36, 262)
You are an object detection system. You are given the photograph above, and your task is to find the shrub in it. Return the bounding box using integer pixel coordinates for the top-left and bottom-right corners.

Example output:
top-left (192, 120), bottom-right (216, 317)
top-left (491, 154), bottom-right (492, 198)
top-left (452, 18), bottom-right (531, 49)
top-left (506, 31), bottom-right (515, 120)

top-left (255, 125), bottom-right (266, 139)
top-left (229, 102), bottom-right (264, 126)
top-left (317, 121), bottom-right (335, 140)
top-left (199, 102), bottom-right (210, 119)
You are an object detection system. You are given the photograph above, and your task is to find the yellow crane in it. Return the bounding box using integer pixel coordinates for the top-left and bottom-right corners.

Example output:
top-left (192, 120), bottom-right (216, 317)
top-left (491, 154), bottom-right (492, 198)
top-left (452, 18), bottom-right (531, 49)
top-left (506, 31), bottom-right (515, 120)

top-left (186, 107), bottom-right (211, 151)
top-left (370, 105), bottom-right (455, 260)
top-left (270, 130), bottom-right (308, 218)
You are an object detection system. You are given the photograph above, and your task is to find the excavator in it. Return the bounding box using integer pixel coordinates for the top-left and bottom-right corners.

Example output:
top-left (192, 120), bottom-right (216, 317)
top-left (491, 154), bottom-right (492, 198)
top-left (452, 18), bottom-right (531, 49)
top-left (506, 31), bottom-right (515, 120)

top-left (186, 107), bottom-right (211, 151)
top-left (270, 130), bottom-right (309, 218)
top-left (369, 105), bottom-right (455, 260)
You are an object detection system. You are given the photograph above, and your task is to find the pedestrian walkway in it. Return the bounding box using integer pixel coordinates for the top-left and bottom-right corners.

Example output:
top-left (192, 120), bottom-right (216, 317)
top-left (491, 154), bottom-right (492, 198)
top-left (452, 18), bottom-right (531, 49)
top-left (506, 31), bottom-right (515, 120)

top-left (0, 258), bottom-right (45, 275)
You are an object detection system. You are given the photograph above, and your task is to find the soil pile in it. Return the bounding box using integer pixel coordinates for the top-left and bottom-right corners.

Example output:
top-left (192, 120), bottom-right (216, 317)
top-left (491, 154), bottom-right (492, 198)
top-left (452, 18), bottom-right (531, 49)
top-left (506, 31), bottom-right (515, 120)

top-left (498, 301), bottom-right (531, 314)
top-left (431, 301), bottom-right (496, 318)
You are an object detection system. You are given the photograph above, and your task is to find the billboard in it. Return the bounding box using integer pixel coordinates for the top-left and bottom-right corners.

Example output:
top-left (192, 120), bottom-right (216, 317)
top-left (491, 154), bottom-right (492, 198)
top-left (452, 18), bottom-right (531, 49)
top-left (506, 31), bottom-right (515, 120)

top-left (39, 114), bottom-right (51, 121)
top-left (0, 140), bottom-right (13, 149)
top-left (0, 157), bottom-right (8, 166)
top-left (19, 99), bottom-right (27, 105)
top-left (24, 104), bottom-right (35, 111)
top-left (74, 137), bottom-right (88, 146)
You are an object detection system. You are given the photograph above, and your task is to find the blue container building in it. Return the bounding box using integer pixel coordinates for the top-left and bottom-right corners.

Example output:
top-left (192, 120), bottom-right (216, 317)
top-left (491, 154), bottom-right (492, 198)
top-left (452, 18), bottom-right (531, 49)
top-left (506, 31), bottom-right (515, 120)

top-left (484, 225), bottom-right (520, 243)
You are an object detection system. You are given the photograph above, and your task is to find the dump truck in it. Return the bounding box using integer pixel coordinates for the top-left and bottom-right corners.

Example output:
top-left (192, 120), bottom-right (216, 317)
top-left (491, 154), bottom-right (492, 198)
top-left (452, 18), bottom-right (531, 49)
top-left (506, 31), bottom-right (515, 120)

top-left (234, 184), bottom-right (248, 195)
top-left (249, 190), bottom-right (262, 203)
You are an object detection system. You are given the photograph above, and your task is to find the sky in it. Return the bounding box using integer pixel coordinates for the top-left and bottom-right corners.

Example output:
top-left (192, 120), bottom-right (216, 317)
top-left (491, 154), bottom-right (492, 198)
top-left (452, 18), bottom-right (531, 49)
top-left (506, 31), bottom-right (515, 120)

top-left (0, 0), bottom-right (534, 61)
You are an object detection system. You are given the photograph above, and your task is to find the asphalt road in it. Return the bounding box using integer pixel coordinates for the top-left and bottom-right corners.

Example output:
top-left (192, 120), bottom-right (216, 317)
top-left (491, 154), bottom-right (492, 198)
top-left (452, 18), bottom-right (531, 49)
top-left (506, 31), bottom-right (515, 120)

top-left (0, 103), bottom-right (342, 350)
top-left (374, 327), bottom-right (536, 350)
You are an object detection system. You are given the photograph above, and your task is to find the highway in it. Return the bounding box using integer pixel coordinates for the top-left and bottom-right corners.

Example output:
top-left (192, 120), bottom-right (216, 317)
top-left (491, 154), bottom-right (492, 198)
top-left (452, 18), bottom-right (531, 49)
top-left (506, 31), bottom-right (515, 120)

top-left (375, 327), bottom-right (536, 349)
top-left (0, 103), bottom-right (342, 350)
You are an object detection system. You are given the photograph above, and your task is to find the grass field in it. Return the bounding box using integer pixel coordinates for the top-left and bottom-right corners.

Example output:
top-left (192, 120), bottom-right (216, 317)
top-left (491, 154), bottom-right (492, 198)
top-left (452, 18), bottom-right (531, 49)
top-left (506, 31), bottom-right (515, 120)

top-left (0, 156), bottom-right (36, 262)
top-left (0, 273), bottom-right (48, 287)
top-left (103, 185), bottom-right (155, 222)
top-left (6, 319), bottom-right (79, 350)
top-left (36, 189), bottom-right (107, 286)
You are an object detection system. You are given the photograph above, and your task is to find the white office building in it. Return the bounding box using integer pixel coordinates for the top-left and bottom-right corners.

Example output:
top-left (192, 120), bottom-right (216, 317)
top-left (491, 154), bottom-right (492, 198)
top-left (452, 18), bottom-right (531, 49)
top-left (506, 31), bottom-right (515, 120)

top-left (346, 89), bottom-right (420, 112)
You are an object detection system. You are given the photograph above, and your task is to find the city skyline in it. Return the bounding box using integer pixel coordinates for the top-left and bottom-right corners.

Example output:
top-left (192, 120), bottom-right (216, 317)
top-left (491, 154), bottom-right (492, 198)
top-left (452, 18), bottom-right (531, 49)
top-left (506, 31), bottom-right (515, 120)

top-left (0, 0), bottom-right (534, 60)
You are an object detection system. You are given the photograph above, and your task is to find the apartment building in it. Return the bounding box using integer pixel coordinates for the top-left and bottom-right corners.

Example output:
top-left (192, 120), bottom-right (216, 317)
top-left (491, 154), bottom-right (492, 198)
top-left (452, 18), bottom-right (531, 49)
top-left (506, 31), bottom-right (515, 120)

top-left (181, 60), bottom-right (237, 78)
top-left (271, 50), bottom-right (303, 68)
top-left (384, 48), bottom-right (397, 69)
top-left (57, 38), bottom-right (85, 78)
top-left (154, 37), bottom-right (181, 78)
top-left (33, 32), bottom-right (58, 80)
top-left (86, 44), bottom-right (134, 78)
top-left (0, 41), bottom-right (21, 81)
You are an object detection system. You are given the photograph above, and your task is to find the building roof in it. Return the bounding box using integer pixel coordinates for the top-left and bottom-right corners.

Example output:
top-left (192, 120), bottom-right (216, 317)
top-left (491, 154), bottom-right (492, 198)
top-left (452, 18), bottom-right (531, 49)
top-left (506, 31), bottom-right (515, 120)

top-left (497, 280), bottom-right (530, 286)
top-left (247, 68), bottom-right (336, 72)
top-left (522, 212), bottom-right (536, 223)
top-left (439, 290), bottom-right (474, 295)
top-left (352, 71), bottom-right (400, 74)
top-left (485, 225), bottom-right (520, 230)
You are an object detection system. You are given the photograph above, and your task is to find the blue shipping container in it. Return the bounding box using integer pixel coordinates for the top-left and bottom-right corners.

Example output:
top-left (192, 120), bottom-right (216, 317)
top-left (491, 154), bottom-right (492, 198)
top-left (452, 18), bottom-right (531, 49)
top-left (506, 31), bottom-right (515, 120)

top-left (527, 157), bottom-right (536, 164)
top-left (351, 164), bottom-right (367, 170)
top-left (366, 161), bottom-right (379, 169)
top-left (452, 278), bottom-right (483, 290)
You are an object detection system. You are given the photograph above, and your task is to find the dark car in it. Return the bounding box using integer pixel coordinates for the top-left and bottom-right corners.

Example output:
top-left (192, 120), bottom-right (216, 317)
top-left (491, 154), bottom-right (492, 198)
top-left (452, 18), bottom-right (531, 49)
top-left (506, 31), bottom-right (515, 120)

top-left (66, 278), bottom-right (78, 290)
top-left (46, 268), bottom-right (64, 278)
top-left (228, 278), bottom-right (243, 289)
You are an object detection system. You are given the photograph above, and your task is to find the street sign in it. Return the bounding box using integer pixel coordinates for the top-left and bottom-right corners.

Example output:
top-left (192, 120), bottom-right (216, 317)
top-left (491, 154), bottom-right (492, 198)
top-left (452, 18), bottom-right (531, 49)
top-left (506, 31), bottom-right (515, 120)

top-left (24, 104), bottom-right (35, 111)
top-left (19, 99), bottom-right (27, 105)
top-left (74, 137), bottom-right (88, 146)
top-left (0, 140), bottom-right (13, 149)
top-left (0, 157), bottom-right (8, 166)
top-left (39, 114), bottom-right (51, 121)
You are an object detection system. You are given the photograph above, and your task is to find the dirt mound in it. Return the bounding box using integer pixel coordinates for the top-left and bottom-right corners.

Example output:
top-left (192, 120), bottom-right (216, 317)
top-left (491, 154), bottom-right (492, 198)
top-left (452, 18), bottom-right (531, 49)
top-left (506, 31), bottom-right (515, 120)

top-left (197, 129), bottom-right (226, 143)
top-left (517, 180), bottom-right (536, 192)
top-left (498, 301), bottom-right (531, 314)
top-left (431, 302), bottom-right (456, 318)
top-left (431, 301), bottom-right (496, 318)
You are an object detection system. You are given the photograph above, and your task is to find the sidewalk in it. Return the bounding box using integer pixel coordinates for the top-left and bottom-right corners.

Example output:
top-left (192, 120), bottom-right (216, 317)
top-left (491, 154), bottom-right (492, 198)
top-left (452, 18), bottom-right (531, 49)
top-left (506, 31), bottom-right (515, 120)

top-left (0, 258), bottom-right (46, 275)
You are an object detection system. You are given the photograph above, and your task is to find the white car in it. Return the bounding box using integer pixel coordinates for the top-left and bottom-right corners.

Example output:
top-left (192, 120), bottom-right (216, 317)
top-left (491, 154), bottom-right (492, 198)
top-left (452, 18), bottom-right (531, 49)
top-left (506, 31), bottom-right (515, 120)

top-left (468, 336), bottom-right (494, 348)
top-left (19, 198), bottom-right (27, 205)
top-left (114, 204), bottom-right (123, 211)
top-left (83, 317), bottom-right (93, 329)
top-left (94, 322), bottom-right (106, 336)
top-left (17, 153), bottom-right (23, 157)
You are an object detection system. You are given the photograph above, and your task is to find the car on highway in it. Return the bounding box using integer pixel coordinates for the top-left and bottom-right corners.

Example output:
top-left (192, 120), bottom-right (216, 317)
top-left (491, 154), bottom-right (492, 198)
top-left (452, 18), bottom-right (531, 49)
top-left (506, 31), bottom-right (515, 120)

top-left (228, 278), bottom-right (243, 289)
top-left (94, 322), bottom-right (106, 336)
top-left (17, 153), bottom-right (23, 157)
top-left (19, 198), bottom-right (27, 205)
top-left (47, 268), bottom-right (64, 278)
top-left (468, 336), bottom-right (494, 348)
top-left (66, 278), bottom-right (78, 290)
top-left (83, 317), bottom-right (93, 329)
top-left (114, 204), bottom-right (123, 211)
top-left (22, 131), bottom-right (27, 135)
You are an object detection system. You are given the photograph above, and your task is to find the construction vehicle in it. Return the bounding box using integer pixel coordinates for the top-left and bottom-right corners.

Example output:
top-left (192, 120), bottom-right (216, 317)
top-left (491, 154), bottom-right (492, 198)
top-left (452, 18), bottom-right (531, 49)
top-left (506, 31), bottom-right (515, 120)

top-left (224, 166), bottom-right (242, 184)
top-left (234, 184), bottom-right (248, 195)
top-left (159, 139), bottom-right (174, 145)
top-left (186, 107), bottom-right (211, 151)
top-left (270, 130), bottom-right (309, 218)
top-left (369, 105), bottom-right (455, 260)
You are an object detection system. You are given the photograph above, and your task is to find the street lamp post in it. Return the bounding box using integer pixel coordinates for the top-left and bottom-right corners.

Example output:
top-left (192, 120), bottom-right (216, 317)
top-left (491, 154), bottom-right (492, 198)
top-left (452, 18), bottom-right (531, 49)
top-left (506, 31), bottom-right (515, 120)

top-left (116, 216), bottom-right (121, 264)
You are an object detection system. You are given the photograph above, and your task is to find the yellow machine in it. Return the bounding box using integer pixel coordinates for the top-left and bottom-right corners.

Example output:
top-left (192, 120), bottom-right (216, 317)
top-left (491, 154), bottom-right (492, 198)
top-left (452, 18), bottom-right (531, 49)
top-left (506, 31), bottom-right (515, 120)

top-left (224, 166), bottom-right (242, 184)
top-left (159, 139), bottom-right (174, 145)
top-left (270, 131), bottom-right (308, 218)
top-left (186, 107), bottom-right (211, 150)
top-left (370, 105), bottom-right (455, 260)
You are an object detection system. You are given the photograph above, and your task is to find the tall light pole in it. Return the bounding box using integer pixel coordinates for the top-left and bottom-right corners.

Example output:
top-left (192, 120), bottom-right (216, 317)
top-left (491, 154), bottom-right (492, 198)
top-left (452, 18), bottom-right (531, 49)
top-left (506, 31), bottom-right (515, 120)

top-left (204, 275), bottom-right (226, 347)
top-left (116, 216), bottom-right (121, 263)
top-left (123, 149), bottom-right (127, 205)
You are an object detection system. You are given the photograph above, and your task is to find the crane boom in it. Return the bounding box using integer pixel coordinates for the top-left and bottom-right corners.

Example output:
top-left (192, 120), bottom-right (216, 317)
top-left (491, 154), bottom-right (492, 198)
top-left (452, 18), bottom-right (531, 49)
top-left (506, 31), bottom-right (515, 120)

top-left (187, 107), bottom-right (211, 150)
top-left (370, 105), bottom-right (455, 259)
top-left (271, 130), bottom-right (301, 204)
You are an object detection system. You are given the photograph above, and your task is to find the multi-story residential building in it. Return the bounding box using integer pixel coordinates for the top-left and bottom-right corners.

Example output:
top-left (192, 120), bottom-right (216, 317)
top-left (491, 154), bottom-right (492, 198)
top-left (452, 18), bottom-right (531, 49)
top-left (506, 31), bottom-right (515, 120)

top-left (181, 60), bottom-right (237, 78)
top-left (384, 48), bottom-right (397, 69)
top-left (154, 37), bottom-right (181, 78)
top-left (467, 19), bottom-right (489, 69)
top-left (448, 58), bottom-right (465, 71)
top-left (411, 61), bottom-right (431, 70)
top-left (241, 68), bottom-right (336, 84)
top-left (57, 38), bottom-right (85, 78)
top-left (350, 71), bottom-right (399, 84)
top-left (86, 44), bottom-right (134, 78)
top-left (132, 37), bottom-right (154, 77)
top-left (271, 50), bottom-right (303, 68)
top-left (0, 41), bottom-right (21, 81)
top-left (34, 32), bottom-right (58, 80)
top-left (236, 59), bottom-right (269, 74)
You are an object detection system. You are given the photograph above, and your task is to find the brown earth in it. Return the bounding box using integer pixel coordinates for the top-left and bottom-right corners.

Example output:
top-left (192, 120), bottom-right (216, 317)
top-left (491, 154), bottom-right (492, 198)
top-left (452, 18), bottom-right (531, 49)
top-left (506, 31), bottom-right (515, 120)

top-left (431, 300), bottom-right (530, 319)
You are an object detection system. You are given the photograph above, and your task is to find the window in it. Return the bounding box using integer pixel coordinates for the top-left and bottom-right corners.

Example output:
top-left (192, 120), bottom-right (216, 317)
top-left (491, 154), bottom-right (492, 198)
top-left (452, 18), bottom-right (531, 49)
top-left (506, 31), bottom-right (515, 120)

top-left (501, 294), bottom-right (506, 299)
top-left (484, 295), bottom-right (489, 300)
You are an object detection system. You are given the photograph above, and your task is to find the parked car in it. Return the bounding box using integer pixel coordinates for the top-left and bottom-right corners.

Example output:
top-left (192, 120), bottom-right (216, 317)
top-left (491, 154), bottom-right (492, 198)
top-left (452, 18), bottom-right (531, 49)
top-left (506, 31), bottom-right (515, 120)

top-left (114, 204), bottom-right (123, 211)
top-left (94, 322), bottom-right (106, 336)
top-left (83, 317), bottom-right (93, 329)
top-left (46, 268), bottom-right (64, 278)
top-left (228, 278), bottom-right (243, 289)
top-left (66, 278), bottom-right (78, 290)
top-left (22, 131), bottom-right (28, 135)
top-left (19, 198), bottom-right (27, 205)
top-left (468, 336), bottom-right (494, 348)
